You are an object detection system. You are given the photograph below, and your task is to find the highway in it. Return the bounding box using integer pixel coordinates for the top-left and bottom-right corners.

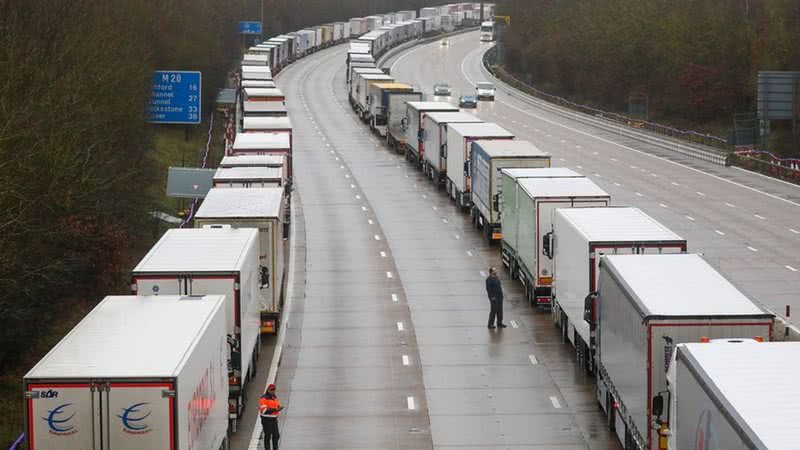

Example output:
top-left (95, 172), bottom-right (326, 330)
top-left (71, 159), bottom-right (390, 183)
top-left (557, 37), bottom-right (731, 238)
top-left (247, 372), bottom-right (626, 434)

top-left (387, 31), bottom-right (800, 334)
top-left (245, 36), bottom-right (622, 449)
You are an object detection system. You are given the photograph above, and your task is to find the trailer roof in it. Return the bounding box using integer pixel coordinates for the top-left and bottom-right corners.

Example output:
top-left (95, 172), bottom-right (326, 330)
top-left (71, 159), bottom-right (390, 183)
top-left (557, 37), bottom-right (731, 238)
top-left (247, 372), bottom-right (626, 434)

top-left (556, 207), bottom-right (684, 243)
top-left (678, 342), bottom-right (800, 449)
top-left (472, 139), bottom-right (549, 158)
top-left (407, 101), bottom-right (459, 112)
top-left (361, 74), bottom-right (393, 81)
top-left (352, 67), bottom-right (384, 74)
top-left (133, 228), bottom-right (258, 273)
top-left (196, 188), bottom-right (283, 219)
top-left (243, 116), bottom-right (293, 131)
top-left (25, 295), bottom-right (226, 379)
top-left (243, 87), bottom-right (284, 97)
top-left (220, 154), bottom-right (286, 168)
top-left (349, 54), bottom-right (375, 62)
top-left (243, 101), bottom-right (287, 114)
top-left (213, 166), bottom-right (283, 182)
top-left (447, 122), bottom-right (514, 138)
top-left (424, 111), bottom-right (482, 124)
top-left (372, 83), bottom-right (413, 90)
top-left (501, 167), bottom-right (583, 179)
top-left (233, 132), bottom-right (291, 150)
top-left (603, 254), bottom-right (769, 318)
top-left (242, 80), bottom-right (276, 88)
top-left (518, 176), bottom-right (608, 198)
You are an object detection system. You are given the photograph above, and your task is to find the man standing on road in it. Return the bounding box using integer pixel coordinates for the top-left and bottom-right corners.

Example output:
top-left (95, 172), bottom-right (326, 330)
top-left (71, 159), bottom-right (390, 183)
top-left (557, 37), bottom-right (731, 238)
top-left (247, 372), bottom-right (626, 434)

top-left (259, 383), bottom-right (284, 450)
top-left (485, 267), bottom-right (507, 329)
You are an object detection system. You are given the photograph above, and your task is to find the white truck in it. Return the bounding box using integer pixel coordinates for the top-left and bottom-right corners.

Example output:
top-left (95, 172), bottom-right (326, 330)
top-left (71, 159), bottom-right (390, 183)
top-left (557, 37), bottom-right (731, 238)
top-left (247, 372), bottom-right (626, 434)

top-left (404, 101), bottom-right (459, 164)
top-left (550, 207), bottom-right (687, 374)
top-left (231, 132), bottom-right (292, 176)
top-left (24, 295), bottom-right (229, 450)
top-left (445, 122), bottom-right (515, 208)
top-left (242, 101), bottom-right (287, 118)
top-left (348, 67), bottom-right (384, 104)
top-left (242, 116), bottom-right (292, 134)
top-left (212, 166), bottom-right (286, 188)
top-left (367, 83), bottom-right (414, 135)
top-left (195, 188), bottom-right (286, 335)
top-left (385, 91), bottom-right (423, 152)
top-left (355, 74), bottom-right (394, 120)
top-left (220, 154), bottom-right (286, 170)
top-left (593, 254), bottom-right (774, 450)
top-left (654, 341), bottom-right (800, 450)
top-left (421, 111), bottom-right (482, 185)
top-left (501, 173), bottom-right (609, 307)
top-left (469, 140), bottom-right (551, 241)
top-left (131, 228), bottom-right (262, 429)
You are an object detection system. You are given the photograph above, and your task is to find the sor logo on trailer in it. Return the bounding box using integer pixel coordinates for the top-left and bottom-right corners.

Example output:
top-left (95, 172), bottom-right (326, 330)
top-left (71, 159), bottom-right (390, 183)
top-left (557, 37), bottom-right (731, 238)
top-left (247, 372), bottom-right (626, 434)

top-left (40, 389), bottom-right (59, 398)
top-left (695, 408), bottom-right (719, 450)
top-left (118, 402), bottom-right (152, 434)
top-left (43, 403), bottom-right (78, 436)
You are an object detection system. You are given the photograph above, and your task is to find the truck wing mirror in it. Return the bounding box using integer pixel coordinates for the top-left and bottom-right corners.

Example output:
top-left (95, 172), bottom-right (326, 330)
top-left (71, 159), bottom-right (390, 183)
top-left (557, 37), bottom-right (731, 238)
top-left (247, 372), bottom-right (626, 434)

top-left (260, 266), bottom-right (270, 288)
top-left (542, 231), bottom-right (554, 259)
top-left (583, 292), bottom-right (597, 329)
top-left (652, 395), bottom-right (664, 417)
top-left (493, 193), bottom-right (500, 212)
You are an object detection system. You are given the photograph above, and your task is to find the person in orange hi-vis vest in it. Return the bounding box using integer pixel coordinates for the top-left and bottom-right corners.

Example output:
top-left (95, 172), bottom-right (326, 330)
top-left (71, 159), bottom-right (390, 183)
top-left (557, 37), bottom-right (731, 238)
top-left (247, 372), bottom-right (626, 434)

top-left (259, 384), bottom-right (284, 449)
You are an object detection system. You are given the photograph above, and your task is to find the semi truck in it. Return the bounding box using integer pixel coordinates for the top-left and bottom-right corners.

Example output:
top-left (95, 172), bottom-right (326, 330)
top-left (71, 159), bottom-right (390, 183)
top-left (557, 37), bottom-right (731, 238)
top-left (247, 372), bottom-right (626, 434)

top-left (195, 188), bottom-right (286, 335)
top-left (655, 341), bottom-right (800, 450)
top-left (367, 83), bottom-right (414, 136)
top-left (421, 111), bottom-right (482, 185)
top-left (131, 228), bottom-right (263, 431)
top-left (24, 295), bottom-right (229, 450)
top-left (348, 67), bottom-right (385, 104)
top-left (501, 173), bottom-right (609, 306)
top-left (550, 207), bottom-right (686, 374)
top-left (593, 254), bottom-right (774, 450)
top-left (445, 122), bottom-right (515, 208)
top-left (404, 101), bottom-right (459, 164)
top-left (231, 132), bottom-right (292, 176)
top-left (355, 73), bottom-right (394, 120)
top-left (385, 91), bottom-right (423, 151)
top-left (469, 140), bottom-right (551, 241)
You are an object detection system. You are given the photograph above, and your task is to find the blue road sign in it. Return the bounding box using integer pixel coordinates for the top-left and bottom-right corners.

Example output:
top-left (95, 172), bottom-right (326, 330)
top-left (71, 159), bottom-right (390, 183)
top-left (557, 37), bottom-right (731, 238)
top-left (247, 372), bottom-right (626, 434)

top-left (239, 21), bottom-right (263, 35)
top-left (147, 71), bottom-right (201, 124)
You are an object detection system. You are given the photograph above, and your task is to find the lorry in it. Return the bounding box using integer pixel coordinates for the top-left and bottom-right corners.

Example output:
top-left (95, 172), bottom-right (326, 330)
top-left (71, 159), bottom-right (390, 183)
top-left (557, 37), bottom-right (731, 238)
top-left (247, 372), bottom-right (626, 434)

top-left (550, 207), bottom-right (686, 374)
top-left (195, 188), bottom-right (286, 335)
top-left (131, 228), bottom-right (263, 429)
top-left (240, 66), bottom-right (272, 81)
top-left (469, 140), bottom-right (550, 241)
top-left (501, 172), bottom-right (609, 306)
top-left (592, 254), bottom-right (774, 450)
top-left (385, 91), bottom-right (424, 152)
top-left (231, 132), bottom-right (292, 176)
top-left (445, 122), bottom-right (515, 208)
top-left (421, 111), bottom-right (482, 185)
top-left (355, 73), bottom-right (394, 120)
top-left (24, 295), bottom-right (229, 450)
top-left (212, 166), bottom-right (286, 188)
top-left (404, 101), bottom-right (459, 164)
top-left (655, 341), bottom-right (800, 450)
top-left (368, 83), bottom-right (414, 135)
top-left (348, 67), bottom-right (384, 103)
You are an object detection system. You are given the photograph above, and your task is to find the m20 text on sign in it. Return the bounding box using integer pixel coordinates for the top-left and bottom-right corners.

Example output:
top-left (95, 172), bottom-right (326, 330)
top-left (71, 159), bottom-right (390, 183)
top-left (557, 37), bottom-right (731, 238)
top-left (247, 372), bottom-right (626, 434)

top-left (147, 71), bottom-right (202, 124)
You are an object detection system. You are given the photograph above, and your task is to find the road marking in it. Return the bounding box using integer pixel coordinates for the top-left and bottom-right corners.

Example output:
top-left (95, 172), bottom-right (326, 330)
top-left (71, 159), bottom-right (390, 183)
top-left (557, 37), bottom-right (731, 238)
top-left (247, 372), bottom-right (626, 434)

top-left (696, 191), bottom-right (705, 196)
top-left (380, 251), bottom-right (386, 258)
top-left (433, 206), bottom-right (438, 210)
top-left (650, 173), bottom-right (658, 177)
top-left (635, 192), bottom-right (643, 197)
top-left (611, 157), bottom-right (617, 161)
top-left (559, 158), bottom-right (566, 162)
top-left (550, 396), bottom-right (562, 409)
top-left (786, 265), bottom-right (798, 272)
top-left (660, 203), bottom-right (668, 208)
top-left (725, 202), bottom-right (736, 208)
top-left (442, 218), bottom-right (449, 223)
top-left (755, 214), bottom-right (766, 220)
top-left (561, 139), bottom-right (567, 143)
top-left (454, 234), bottom-right (461, 239)
top-left (594, 173), bottom-right (602, 177)
top-left (361, 206), bottom-right (367, 211)
top-left (686, 216), bottom-right (695, 221)
top-left (576, 165), bottom-right (583, 169)
top-left (546, 134), bottom-right (552, 137)
top-left (368, 219), bottom-right (374, 225)
top-left (529, 355), bottom-right (539, 365)
top-left (715, 230), bottom-right (726, 236)
top-left (422, 194), bottom-right (428, 199)
top-left (392, 293), bottom-right (398, 302)
top-left (479, 271), bottom-right (487, 277)
top-left (350, 184), bottom-right (355, 188)
top-left (747, 246), bottom-right (759, 252)
top-left (374, 235), bottom-right (381, 240)
top-left (355, 195), bottom-right (361, 199)
top-left (614, 182), bottom-right (621, 187)
top-left (630, 165), bottom-right (637, 169)
top-left (407, 396), bottom-right (416, 410)
top-left (386, 271), bottom-right (393, 278)
top-left (397, 322), bottom-right (404, 331)
top-left (792, 229), bottom-right (800, 235)
top-left (402, 355), bottom-right (410, 366)
top-left (345, 174), bottom-right (350, 178)
top-left (593, 151), bottom-right (599, 155)
top-left (510, 320), bottom-right (519, 328)
top-left (466, 250), bottom-right (473, 257)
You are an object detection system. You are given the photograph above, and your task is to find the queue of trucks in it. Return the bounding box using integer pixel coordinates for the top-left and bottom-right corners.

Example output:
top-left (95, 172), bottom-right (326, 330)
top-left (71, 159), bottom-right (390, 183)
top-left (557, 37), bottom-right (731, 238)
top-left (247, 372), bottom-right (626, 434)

top-left (344, 16), bottom-right (799, 450)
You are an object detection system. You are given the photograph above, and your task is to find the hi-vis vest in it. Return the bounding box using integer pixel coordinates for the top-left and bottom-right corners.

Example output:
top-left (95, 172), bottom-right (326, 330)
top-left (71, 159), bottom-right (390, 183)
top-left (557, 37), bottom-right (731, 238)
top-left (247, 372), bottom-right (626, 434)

top-left (259, 395), bottom-right (280, 418)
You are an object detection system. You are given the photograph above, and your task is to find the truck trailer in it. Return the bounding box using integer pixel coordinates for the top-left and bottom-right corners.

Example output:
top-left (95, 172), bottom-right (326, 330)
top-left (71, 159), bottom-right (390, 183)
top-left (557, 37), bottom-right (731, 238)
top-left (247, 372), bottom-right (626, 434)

top-left (212, 166), bottom-right (286, 188)
top-left (469, 140), bottom-right (551, 241)
top-left (445, 122), bottom-right (515, 208)
top-left (195, 188), bottom-right (286, 335)
top-left (368, 83), bottom-right (414, 135)
top-left (385, 92), bottom-right (424, 151)
top-left (220, 154), bottom-right (286, 169)
top-left (131, 228), bottom-right (263, 430)
top-left (550, 207), bottom-right (686, 374)
top-left (593, 254), bottom-right (774, 450)
top-left (421, 111), bottom-right (482, 184)
top-left (24, 295), bottom-right (229, 450)
top-left (231, 132), bottom-right (292, 176)
top-left (501, 173), bottom-right (609, 306)
top-left (404, 101), bottom-right (459, 164)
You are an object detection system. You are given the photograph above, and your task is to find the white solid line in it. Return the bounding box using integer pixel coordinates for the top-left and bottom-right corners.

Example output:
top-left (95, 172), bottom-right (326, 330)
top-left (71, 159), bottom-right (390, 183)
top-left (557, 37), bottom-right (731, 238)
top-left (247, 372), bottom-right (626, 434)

top-left (510, 320), bottom-right (519, 328)
top-left (755, 214), bottom-right (766, 220)
top-left (374, 235), bottom-right (381, 240)
top-left (407, 396), bottom-right (416, 410)
top-left (422, 194), bottom-right (428, 199)
top-left (725, 202), bottom-right (736, 208)
top-left (550, 396), bottom-right (562, 409)
top-left (786, 265), bottom-right (798, 272)
top-left (386, 271), bottom-right (393, 278)
top-left (529, 355), bottom-right (539, 365)
top-left (391, 294), bottom-right (398, 302)
top-left (402, 355), bottom-right (410, 366)
top-left (397, 322), bottom-right (404, 331)
top-left (686, 216), bottom-right (695, 221)
top-left (715, 230), bottom-right (726, 236)
top-left (466, 250), bottom-right (473, 257)
top-left (380, 251), bottom-right (387, 258)
top-left (792, 229), bottom-right (800, 235)
top-left (747, 246), bottom-right (759, 252)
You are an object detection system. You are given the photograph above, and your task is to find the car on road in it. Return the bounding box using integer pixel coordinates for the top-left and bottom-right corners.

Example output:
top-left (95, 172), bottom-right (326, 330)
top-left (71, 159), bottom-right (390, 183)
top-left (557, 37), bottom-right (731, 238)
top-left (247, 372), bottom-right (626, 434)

top-left (459, 95), bottom-right (477, 108)
top-left (433, 83), bottom-right (452, 96)
top-left (476, 82), bottom-right (496, 100)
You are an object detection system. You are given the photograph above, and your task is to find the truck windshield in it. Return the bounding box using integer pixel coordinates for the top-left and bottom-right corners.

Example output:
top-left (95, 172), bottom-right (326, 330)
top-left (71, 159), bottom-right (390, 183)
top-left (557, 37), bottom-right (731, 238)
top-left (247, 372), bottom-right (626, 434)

top-left (481, 26), bottom-right (494, 32)
top-left (478, 83), bottom-right (494, 90)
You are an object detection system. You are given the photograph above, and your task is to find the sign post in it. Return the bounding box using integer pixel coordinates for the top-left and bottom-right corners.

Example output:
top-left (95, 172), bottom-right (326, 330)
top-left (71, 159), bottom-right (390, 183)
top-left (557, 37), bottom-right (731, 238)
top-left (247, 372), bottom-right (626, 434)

top-left (147, 71), bottom-right (202, 124)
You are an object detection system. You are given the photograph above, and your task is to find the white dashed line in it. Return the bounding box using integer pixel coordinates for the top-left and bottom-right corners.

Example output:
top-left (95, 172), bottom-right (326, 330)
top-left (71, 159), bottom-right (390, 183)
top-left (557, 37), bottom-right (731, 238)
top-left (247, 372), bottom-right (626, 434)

top-left (671, 182), bottom-right (680, 186)
top-left (402, 355), bottom-right (410, 366)
top-left (630, 165), bottom-right (637, 169)
top-left (391, 293), bottom-right (398, 302)
top-left (442, 218), bottom-right (448, 223)
top-left (397, 322), bottom-right (404, 331)
top-left (433, 206), bottom-right (438, 211)
top-left (374, 235), bottom-right (381, 241)
top-left (697, 191), bottom-right (705, 196)
top-left (529, 355), bottom-right (539, 365)
top-left (614, 182), bottom-right (621, 187)
top-left (479, 271), bottom-right (487, 277)
top-left (576, 165), bottom-right (583, 169)
top-left (610, 158), bottom-right (617, 161)
top-left (386, 271), bottom-right (393, 279)
top-left (550, 396), bottom-right (562, 409)
top-left (754, 214), bottom-right (766, 220)
top-left (660, 203), bottom-right (668, 208)
top-left (454, 234), bottom-right (461, 240)
top-left (786, 265), bottom-right (798, 272)
top-left (361, 206), bottom-right (367, 211)
top-left (350, 184), bottom-right (355, 189)
top-left (368, 219), bottom-right (374, 225)
top-left (407, 396), bottom-right (416, 410)
top-left (747, 246), bottom-right (759, 252)
top-left (510, 320), bottom-right (519, 328)
top-left (635, 192), bottom-right (643, 197)
top-left (559, 158), bottom-right (566, 162)
top-left (355, 195), bottom-right (361, 200)
top-left (594, 173), bottom-right (601, 178)
top-left (466, 250), bottom-right (473, 257)
top-left (725, 203), bottom-right (736, 208)
top-left (686, 216), bottom-right (695, 221)
top-left (715, 230), bottom-right (726, 236)
top-left (650, 173), bottom-right (658, 177)
top-left (380, 251), bottom-right (386, 258)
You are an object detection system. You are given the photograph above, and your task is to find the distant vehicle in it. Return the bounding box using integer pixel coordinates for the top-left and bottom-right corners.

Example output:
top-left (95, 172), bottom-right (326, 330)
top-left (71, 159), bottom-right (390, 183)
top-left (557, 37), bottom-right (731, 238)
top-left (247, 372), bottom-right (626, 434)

top-left (440, 38), bottom-right (449, 46)
top-left (433, 83), bottom-right (452, 96)
top-left (480, 21), bottom-right (496, 42)
top-left (459, 95), bottom-right (477, 108)
top-left (476, 82), bottom-right (496, 100)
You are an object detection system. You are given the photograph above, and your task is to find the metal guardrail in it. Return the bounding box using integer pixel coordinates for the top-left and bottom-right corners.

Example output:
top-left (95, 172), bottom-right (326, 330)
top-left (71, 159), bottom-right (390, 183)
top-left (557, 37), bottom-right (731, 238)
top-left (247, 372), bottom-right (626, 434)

top-left (483, 48), bottom-right (731, 167)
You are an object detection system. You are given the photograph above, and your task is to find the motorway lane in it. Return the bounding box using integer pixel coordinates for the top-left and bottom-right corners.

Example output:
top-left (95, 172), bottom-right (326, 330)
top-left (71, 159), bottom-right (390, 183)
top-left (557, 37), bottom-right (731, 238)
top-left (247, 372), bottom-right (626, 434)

top-left (267, 41), bottom-right (622, 448)
top-left (387, 31), bottom-right (800, 333)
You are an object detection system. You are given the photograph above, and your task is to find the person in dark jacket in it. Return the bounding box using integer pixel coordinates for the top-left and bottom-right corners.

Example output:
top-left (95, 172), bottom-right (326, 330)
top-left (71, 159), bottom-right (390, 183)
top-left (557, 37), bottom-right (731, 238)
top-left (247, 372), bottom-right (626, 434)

top-left (485, 267), bottom-right (506, 329)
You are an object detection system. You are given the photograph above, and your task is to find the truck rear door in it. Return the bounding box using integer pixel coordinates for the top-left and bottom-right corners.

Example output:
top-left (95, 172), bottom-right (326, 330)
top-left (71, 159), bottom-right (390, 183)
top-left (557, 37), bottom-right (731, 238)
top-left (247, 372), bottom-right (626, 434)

top-left (27, 383), bottom-right (95, 450)
top-left (105, 382), bottom-right (175, 450)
